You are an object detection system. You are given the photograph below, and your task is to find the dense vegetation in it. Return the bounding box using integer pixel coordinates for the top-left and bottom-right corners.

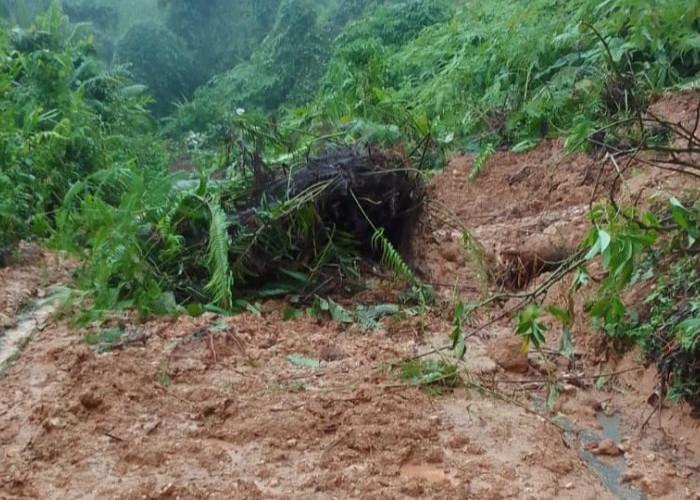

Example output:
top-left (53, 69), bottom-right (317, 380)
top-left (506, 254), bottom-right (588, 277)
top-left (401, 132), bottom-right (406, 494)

top-left (0, 3), bottom-right (161, 265)
top-left (1, 0), bottom-right (700, 409)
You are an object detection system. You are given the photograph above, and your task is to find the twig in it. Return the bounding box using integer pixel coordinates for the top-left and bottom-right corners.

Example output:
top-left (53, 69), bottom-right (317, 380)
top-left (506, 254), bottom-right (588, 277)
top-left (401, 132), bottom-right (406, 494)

top-left (103, 431), bottom-right (125, 442)
top-left (488, 366), bottom-right (643, 385)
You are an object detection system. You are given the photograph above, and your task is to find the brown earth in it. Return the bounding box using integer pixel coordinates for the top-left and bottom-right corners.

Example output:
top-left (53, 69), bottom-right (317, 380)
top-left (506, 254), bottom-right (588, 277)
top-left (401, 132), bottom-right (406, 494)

top-left (1, 91), bottom-right (700, 499)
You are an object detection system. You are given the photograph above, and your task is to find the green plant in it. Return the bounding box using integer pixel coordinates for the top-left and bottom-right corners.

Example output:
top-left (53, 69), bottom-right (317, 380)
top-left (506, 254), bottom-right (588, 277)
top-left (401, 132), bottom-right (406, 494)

top-left (582, 202), bottom-right (658, 333)
top-left (370, 227), bottom-right (417, 284)
top-left (468, 143), bottom-right (495, 181)
top-left (450, 300), bottom-right (466, 360)
top-left (399, 358), bottom-right (460, 394)
top-left (515, 304), bottom-right (548, 350)
top-left (0, 2), bottom-right (158, 264)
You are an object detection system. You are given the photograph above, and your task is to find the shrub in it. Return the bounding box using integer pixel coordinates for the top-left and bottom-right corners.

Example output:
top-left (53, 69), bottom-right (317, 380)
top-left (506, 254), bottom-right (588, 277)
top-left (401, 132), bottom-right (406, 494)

top-left (0, 3), bottom-right (160, 264)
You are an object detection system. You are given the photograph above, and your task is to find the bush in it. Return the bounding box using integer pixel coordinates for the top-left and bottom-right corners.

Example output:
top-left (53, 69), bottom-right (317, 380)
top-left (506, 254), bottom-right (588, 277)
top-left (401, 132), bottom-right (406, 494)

top-left (310, 0), bottom-right (700, 150)
top-left (0, 3), bottom-right (161, 264)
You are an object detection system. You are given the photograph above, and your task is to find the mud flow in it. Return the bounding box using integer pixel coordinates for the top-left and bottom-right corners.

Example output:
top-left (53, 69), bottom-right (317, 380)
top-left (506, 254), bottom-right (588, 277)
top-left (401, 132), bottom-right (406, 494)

top-left (2, 92), bottom-right (700, 499)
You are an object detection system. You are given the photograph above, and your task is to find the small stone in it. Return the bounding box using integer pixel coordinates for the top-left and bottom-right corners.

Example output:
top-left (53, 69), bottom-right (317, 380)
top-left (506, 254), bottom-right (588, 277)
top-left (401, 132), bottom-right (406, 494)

top-left (0, 313), bottom-right (16, 329)
top-left (560, 384), bottom-right (577, 396)
top-left (425, 448), bottom-right (445, 464)
top-left (448, 434), bottom-right (469, 449)
top-left (487, 336), bottom-right (529, 373)
top-left (593, 438), bottom-right (622, 457)
top-left (42, 417), bottom-right (65, 431)
top-left (286, 438), bottom-right (297, 448)
top-left (620, 470), bottom-right (643, 484)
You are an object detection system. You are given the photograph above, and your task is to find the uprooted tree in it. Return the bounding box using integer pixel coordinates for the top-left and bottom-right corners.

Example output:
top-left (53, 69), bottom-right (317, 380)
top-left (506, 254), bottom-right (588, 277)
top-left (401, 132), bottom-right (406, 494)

top-left (57, 142), bottom-right (425, 320)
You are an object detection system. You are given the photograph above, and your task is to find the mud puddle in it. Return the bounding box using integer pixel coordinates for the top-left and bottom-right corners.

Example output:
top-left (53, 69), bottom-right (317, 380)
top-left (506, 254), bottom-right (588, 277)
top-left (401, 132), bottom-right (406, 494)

top-left (556, 409), bottom-right (644, 500)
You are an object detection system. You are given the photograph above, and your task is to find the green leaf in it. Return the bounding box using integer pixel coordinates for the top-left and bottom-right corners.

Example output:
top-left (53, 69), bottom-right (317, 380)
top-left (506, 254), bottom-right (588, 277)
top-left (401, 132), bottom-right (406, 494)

top-left (641, 212), bottom-right (660, 228)
top-left (573, 267), bottom-right (589, 289)
top-left (286, 354), bottom-right (321, 368)
top-left (598, 229), bottom-right (611, 255)
top-left (451, 300), bottom-right (466, 360)
top-left (677, 318), bottom-right (700, 334)
top-left (355, 303), bottom-right (400, 329)
top-left (558, 327), bottom-right (575, 359)
top-left (186, 303), bottom-right (205, 317)
top-left (511, 139), bottom-right (538, 153)
top-left (85, 327), bottom-right (122, 346)
top-left (327, 298), bottom-right (353, 323)
top-left (547, 305), bottom-right (572, 326)
top-left (283, 306), bottom-right (303, 321)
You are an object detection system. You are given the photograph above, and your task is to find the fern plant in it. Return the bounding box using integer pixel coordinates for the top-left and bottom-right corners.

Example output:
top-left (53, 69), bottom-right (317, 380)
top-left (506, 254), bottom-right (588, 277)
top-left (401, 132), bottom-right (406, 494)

top-left (203, 200), bottom-right (234, 309)
top-left (468, 143), bottom-right (495, 181)
top-left (370, 227), bottom-right (417, 285)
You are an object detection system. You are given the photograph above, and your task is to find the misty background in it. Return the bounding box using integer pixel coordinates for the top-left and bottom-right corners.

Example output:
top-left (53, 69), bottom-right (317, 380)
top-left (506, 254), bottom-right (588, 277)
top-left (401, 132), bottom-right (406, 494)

top-left (0, 0), bottom-right (418, 118)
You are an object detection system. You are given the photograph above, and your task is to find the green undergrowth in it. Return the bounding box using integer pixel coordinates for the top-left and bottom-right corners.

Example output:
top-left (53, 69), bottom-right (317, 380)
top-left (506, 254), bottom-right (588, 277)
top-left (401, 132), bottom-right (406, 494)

top-left (0, 2), bottom-right (161, 265)
top-left (583, 198), bottom-right (700, 411)
top-left (490, 193), bottom-right (700, 413)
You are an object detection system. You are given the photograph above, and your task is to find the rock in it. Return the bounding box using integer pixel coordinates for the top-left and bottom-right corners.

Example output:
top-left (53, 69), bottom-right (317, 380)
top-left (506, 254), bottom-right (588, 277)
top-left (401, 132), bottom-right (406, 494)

top-left (559, 383), bottom-right (578, 396)
top-left (487, 336), bottom-right (529, 373)
top-left (584, 441), bottom-right (598, 451)
top-left (448, 434), bottom-right (469, 449)
top-left (528, 354), bottom-right (556, 374)
top-left (0, 313), bottom-right (16, 329)
top-left (593, 438), bottom-right (623, 457)
top-left (641, 476), bottom-right (673, 497)
top-left (620, 470), bottom-right (643, 483)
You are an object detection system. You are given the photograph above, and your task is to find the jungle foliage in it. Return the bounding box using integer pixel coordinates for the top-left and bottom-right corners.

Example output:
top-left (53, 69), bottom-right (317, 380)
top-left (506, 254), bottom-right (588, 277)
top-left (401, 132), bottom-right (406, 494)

top-left (0, 2), bottom-right (160, 264)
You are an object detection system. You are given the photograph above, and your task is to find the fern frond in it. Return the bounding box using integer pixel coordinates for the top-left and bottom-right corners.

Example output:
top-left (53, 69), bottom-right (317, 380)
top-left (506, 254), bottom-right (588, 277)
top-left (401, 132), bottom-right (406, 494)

top-left (469, 143), bottom-right (495, 181)
top-left (203, 200), bottom-right (233, 309)
top-left (371, 227), bottom-right (416, 285)
top-left (461, 228), bottom-right (491, 294)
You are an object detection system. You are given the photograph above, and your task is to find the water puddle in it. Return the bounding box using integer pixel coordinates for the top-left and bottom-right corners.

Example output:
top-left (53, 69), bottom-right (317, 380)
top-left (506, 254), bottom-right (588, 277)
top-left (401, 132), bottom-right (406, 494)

top-left (0, 299), bottom-right (57, 371)
top-left (555, 411), bottom-right (644, 500)
top-left (532, 394), bottom-right (645, 499)
top-left (577, 412), bottom-right (644, 500)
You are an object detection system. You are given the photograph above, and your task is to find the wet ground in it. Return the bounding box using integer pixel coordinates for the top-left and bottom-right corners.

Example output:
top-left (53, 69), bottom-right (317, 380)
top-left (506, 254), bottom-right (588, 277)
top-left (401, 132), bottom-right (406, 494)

top-left (2, 91), bottom-right (700, 499)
